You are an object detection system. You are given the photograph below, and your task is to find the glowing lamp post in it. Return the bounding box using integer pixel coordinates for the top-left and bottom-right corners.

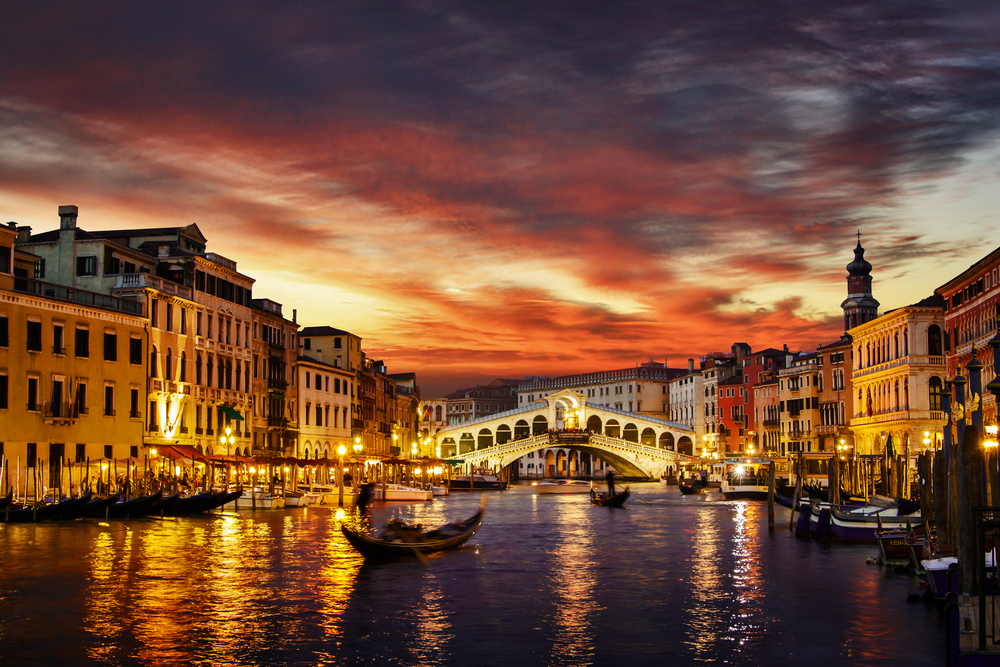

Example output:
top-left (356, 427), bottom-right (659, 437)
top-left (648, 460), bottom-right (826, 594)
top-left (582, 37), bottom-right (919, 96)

top-left (337, 444), bottom-right (347, 507)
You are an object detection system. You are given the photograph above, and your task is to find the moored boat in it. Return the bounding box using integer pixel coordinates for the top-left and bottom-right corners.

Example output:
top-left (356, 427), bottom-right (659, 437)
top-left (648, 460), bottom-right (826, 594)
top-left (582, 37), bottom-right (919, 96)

top-left (341, 496), bottom-right (487, 559)
top-left (720, 459), bottom-right (770, 500)
top-left (1, 490), bottom-right (93, 523)
top-left (531, 479), bottom-right (592, 494)
top-left (105, 490), bottom-right (164, 518)
top-left (678, 477), bottom-right (708, 495)
top-left (373, 483), bottom-right (432, 501)
top-left (448, 472), bottom-right (508, 491)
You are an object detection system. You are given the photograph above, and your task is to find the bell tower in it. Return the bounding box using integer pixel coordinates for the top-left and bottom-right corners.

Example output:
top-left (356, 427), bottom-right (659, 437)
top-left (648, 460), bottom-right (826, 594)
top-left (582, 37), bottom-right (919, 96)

top-left (841, 231), bottom-right (880, 332)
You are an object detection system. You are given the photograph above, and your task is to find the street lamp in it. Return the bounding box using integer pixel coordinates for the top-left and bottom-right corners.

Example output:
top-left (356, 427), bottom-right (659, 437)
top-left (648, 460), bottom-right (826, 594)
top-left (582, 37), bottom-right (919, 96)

top-left (337, 444), bottom-right (347, 507)
top-left (220, 426), bottom-right (236, 455)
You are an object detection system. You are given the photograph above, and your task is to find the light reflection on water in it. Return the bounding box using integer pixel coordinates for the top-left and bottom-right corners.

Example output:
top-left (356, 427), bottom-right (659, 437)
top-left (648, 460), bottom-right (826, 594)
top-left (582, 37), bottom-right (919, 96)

top-left (0, 485), bottom-right (946, 666)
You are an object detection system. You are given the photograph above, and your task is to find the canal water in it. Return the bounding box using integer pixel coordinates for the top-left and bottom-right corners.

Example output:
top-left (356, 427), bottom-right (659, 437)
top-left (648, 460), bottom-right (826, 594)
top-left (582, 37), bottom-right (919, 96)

top-left (0, 483), bottom-right (944, 666)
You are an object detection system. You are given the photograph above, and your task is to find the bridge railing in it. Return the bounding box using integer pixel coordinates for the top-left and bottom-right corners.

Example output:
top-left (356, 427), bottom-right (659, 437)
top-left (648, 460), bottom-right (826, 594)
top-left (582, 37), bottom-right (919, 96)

top-left (456, 433), bottom-right (552, 463)
top-left (588, 433), bottom-right (690, 460)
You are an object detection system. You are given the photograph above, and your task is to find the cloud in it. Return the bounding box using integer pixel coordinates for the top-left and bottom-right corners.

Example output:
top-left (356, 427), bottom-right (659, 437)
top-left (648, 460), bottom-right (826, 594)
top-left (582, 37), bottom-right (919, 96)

top-left (2, 1), bottom-right (1000, 396)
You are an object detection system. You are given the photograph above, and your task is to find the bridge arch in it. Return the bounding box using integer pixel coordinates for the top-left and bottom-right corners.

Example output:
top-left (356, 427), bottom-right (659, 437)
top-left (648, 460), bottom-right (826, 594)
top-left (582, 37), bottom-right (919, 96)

top-left (587, 415), bottom-right (603, 433)
top-left (459, 434), bottom-right (474, 454)
top-left (515, 420), bottom-right (530, 439)
top-left (660, 432), bottom-right (675, 450)
top-left (641, 427), bottom-right (656, 447)
top-left (606, 419), bottom-right (620, 438)
top-left (497, 424), bottom-right (512, 444)
top-left (677, 436), bottom-right (693, 456)
top-left (478, 428), bottom-right (493, 449)
top-left (623, 423), bottom-right (638, 443)
top-left (532, 415), bottom-right (548, 434)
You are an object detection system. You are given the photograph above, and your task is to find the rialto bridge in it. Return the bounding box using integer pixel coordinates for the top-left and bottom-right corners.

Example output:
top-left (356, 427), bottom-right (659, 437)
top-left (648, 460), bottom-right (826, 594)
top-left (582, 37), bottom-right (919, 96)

top-left (432, 389), bottom-right (698, 479)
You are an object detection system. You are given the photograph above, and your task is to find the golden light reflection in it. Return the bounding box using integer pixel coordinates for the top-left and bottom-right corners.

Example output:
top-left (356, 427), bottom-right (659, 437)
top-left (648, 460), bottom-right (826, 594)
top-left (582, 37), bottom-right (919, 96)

top-left (316, 517), bottom-right (363, 641)
top-left (406, 573), bottom-right (454, 665)
top-left (726, 502), bottom-right (769, 655)
top-left (686, 507), bottom-right (725, 658)
top-left (546, 503), bottom-right (600, 665)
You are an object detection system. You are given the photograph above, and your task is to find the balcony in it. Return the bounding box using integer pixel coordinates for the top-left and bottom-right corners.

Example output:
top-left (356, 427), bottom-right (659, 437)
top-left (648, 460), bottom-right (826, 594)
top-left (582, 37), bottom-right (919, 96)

top-left (18, 278), bottom-right (144, 316)
top-left (267, 378), bottom-right (288, 390)
top-left (267, 416), bottom-right (288, 428)
top-left (112, 271), bottom-right (193, 300)
top-left (43, 401), bottom-right (76, 424)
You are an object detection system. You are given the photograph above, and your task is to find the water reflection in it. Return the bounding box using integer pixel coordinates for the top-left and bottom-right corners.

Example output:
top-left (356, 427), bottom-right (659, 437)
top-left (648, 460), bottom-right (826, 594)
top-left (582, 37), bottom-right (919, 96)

top-left (547, 500), bottom-right (600, 666)
top-left (686, 505), bottom-right (726, 658)
top-left (727, 502), bottom-right (770, 657)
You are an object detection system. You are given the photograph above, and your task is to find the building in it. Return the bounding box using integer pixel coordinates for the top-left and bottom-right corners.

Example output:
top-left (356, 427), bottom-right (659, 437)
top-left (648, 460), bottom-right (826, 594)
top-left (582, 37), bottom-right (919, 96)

top-left (17, 206), bottom-right (255, 458)
top-left (778, 352), bottom-right (821, 454)
top-left (752, 376), bottom-right (781, 455)
top-left (0, 224), bottom-right (147, 496)
top-left (516, 360), bottom-right (682, 416)
top-left (445, 379), bottom-right (519, 425)
top-left (848, 294), bottom-right (947, 457)
top-left (936, 247), bottom-right (1000, 421)
top-left (389, 372), bottom-right (422, 457)
top-left (298, 326), bottom-right (363, 444)
top-left (295, 355), bottom-right (353, 460)
top-left (418, 396), bottom-right (449, 443)
top-left (251, 299), bottom-right (299, 456)
top-left (814, 336), bottom-right (854, 453)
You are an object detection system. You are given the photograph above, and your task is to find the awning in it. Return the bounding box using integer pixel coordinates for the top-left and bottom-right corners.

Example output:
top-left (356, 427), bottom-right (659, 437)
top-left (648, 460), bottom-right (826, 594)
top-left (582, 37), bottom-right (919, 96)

top-left (220, 406), bottom-right (244, 421)
top-left (156, 445), bottom-right (209, 464)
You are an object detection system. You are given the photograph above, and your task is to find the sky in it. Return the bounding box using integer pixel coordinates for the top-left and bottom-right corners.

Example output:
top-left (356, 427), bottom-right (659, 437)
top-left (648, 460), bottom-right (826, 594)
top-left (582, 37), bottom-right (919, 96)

top-left (2, 1), bottom-right (999, 396)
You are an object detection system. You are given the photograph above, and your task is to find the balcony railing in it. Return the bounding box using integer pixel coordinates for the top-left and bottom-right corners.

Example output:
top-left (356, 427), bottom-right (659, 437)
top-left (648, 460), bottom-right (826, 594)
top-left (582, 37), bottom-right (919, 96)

top-left (17, 278), bottom-right (144, 316)
top-left (112, 272), bottom-right (193, 300)
top-left (43, 401), bottom-right (76, 421)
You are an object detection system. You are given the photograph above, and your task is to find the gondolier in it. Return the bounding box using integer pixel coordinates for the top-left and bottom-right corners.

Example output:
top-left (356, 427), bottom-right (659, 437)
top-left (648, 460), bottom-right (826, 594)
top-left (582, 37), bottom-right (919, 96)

top-left (605, 470), bottom-right (615, 495)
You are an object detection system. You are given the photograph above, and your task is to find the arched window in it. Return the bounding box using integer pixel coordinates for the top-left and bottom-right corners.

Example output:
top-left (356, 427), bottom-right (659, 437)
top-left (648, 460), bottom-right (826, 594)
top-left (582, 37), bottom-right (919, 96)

top-left (928, 325), bottom-right (943, 356)
top-left (893, 380), bottom-right (899, 411)
top-left (894, 333), bottom-right (899, 359)
top-left (929, 376), bottom-right (943, 411)
top-left (150, 346), bottom-right (158, 378)
top-left (165, 348), bottom-right (172, 380)
top-left (180, 352), bottom-right (187, 382)
top-left (207, 355), bottom-right (214, 388)
top-left (196, 353), bottom-right (202, 385)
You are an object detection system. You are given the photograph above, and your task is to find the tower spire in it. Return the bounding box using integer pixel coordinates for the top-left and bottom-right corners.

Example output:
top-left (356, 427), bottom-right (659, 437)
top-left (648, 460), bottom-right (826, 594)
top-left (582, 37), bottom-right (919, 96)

top-left (841, 232), bottom-right (879, 332)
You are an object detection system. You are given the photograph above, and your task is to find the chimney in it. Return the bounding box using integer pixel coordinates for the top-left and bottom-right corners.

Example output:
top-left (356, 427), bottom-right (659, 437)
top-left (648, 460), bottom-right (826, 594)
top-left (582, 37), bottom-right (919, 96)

top-left (58, 205), bottom-right (78, 230)
top-left (158, 245), bottom-right (170, 257)
top-left (783, 344), bottom-right (789, 353)
top-left (688, 358), bottom-right (694, 373)
top-left (15, 225), bottom-right (31, 243)
top-left (317, 349), bottom-right (322, 362)
top-left (292, 308), bottom-right (297, 324)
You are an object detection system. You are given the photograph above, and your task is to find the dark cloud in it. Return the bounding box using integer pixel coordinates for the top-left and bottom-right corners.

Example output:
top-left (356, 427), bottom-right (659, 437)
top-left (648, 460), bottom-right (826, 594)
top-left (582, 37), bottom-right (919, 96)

top-left (2, 1), bottom-right (999, 395)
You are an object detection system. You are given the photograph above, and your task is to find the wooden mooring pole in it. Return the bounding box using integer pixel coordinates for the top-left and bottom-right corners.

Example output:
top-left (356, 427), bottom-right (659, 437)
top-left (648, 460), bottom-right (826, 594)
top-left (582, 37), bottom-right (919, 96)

top-left (767, 462), bottom-right (775, 532)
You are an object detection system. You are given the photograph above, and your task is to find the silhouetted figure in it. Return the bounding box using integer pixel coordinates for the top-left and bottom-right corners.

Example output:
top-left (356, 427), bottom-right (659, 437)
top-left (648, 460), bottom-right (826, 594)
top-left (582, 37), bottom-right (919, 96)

top-left (606, 470), bottom-right (615, 496)
top-left (357, 482), bottom-right (375, 516)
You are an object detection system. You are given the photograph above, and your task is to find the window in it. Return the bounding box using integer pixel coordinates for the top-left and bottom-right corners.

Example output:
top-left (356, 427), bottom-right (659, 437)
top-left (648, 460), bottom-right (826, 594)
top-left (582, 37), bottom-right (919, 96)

top-left (75, 327), bottom-right (89, 358)
top-left (27, 320), bottom-right (42, 352)
top-left (130, 388), bottom-right (140, 419)
top-left (26, 442), bottom-right (36, 467)
top-left (130, 337), bottom-right (142, 365)
top-left (0, 246), bottom-right (11, 274)
top-left (104, 445), bottom-right (113, 459)
top-left (75, 444), bottom-right (85, 463)
top-left (150, 346), bottom-right (158, 378)
top-left (104, 385), bottom-right (115, 416)
top-left (306, 372), bottom-right (311, 389)
top-left (53, 323), bottom-right (64, 354)
top-left (0, 315), bottom-right (7, 347)
top-left (334, 337), bottom-right (342, 349)
top-left (27, 376), bottom-right (39, 411)
top-left (75, 382), bottom-right (87, 415)
top-left (0, 373), bottom-right (7, 409)
top-left (165, 303), bottom-right (173, 332)
top-left (104, 331), bottom-right (117, 361)
top-left (929, 376), bottom-right (943, 412)
top-left (76, 255), bottom-right (96, 276)
top-left (150, 298), bottom-right (158, 328)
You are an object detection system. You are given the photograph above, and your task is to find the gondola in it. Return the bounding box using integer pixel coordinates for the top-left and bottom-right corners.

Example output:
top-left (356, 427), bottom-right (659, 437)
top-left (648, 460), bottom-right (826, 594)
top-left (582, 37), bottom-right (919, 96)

top-left (61, 493), bottom-right (121, 520)
top-left (0, 490), bottom-right (13, 510)
top-left (150, 491), bottom-right (180, 514)
top-left (678, 480), bottom-right (708, 495)
top-left (1, 490), bottom-right (93, 523)
top-left (591, 487), bottom-right (630, 507)
top-left (163, 491), bottom-right (216, 516)
top-left (341, 497), bottom-right (487, 560)
top-left (105, 490), bottom-right (164, 518)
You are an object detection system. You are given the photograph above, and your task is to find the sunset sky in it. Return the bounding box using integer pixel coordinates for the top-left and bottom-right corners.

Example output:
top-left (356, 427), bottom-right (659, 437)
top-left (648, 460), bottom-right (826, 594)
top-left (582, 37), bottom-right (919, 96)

top-left (2, 2), bottom-right (999, 396)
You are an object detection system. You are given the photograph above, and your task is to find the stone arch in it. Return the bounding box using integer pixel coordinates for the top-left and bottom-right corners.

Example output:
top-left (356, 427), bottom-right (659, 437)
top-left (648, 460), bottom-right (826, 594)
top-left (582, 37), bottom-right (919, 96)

top-left (587, 415), bottom-right (603, 433)
top-left (459, 434), bottom-right (475, 454)
top-left (532, 415), bottom-right (549, 435)
top-left (196, 444), bottom-right (203, 454)
top-left (478, 428), bottom-right (494, 450)
top-left (640, 427), bottom-right (656, 447)
top-left (623, 423), bottom-right (639, 443)
top-left (606, 419), bottom-right (621, 438)
top-left (660, 432), bottom-right (675, 451)
top-left (545, 450), bottom-right (556, 477)
top-left (557, 450), bottom-right (567, 476)
top-left (496, 424), bottom-right (512, 444)
top-left (677, 436), bottom-right (693, 456)
top-left (569, 450), bottom-right (578, 476)
top-left (515, 420), bottom-right (530, 440)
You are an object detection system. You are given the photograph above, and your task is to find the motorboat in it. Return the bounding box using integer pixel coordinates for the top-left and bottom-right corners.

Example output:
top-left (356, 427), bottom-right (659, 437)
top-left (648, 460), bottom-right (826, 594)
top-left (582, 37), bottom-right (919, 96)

top-left (531, 479), bottom-right (593, 494)
top-left (426, 483), bottom-right (449, 497)
top-left (372, 483), bottom-right (432, 501)
top-left (222, 489), bottom-right (287, 510)
top-left (921, 557), bottom-right (958, 599)
top-left (448, 472), bottom-right (508, 491)
top-left (720, 459), bottom-right (770, 500)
